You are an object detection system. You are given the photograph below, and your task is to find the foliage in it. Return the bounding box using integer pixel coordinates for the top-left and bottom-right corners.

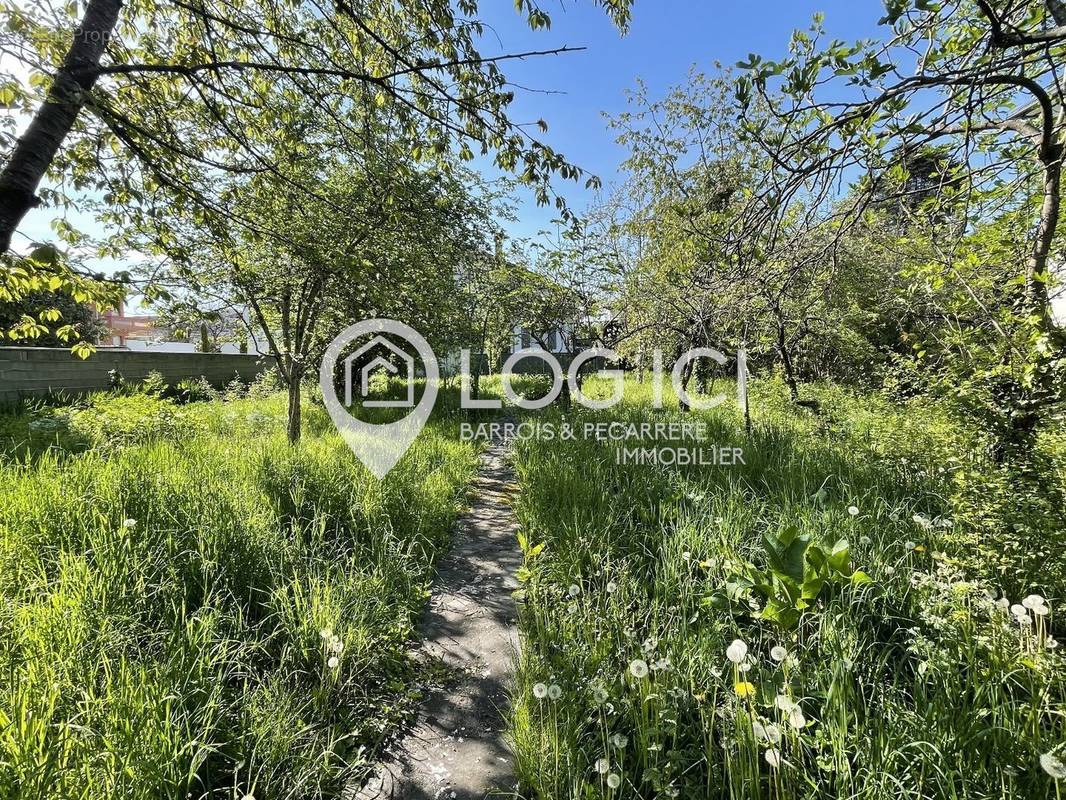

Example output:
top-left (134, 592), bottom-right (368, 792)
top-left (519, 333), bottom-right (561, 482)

top-left (0, 392), bottom-right (478, 798)
top-left (508, 376), bottom-right (1065, 799)
top-left (709, 525), bottom-right (871, 631)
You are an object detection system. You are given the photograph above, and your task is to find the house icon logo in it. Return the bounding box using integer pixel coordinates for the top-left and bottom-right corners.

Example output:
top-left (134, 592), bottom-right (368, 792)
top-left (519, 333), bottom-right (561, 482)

top-left (320, 319), bottom-right (439, 479)
top-left (343, 335), bottom-right (416, 408)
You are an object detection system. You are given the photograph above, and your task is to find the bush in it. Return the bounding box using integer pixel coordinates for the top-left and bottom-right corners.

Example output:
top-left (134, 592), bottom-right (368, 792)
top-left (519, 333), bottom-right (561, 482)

top-left (65, 394), bottom-right (194, 452)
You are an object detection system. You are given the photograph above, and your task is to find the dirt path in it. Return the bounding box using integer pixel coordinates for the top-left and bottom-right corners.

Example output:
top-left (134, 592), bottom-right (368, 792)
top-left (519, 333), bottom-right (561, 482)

top-left (354, 437), bottom-right (522, 800)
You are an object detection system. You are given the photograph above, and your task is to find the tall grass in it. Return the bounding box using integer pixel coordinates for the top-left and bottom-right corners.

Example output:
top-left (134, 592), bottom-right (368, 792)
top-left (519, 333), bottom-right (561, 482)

top-left (0, 392), bottom-right (478, 799)
top-left (509, 376), bottom-right (1065, 799)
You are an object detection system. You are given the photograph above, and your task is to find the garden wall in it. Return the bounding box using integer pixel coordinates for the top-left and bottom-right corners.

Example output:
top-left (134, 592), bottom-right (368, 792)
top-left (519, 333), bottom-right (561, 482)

top-left (0, 347), bottom-right (270, 405)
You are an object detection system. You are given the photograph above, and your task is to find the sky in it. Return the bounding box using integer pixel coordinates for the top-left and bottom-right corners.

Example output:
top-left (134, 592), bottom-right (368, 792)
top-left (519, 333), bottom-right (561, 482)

top-left (10, 0), bottom-right (888, 262)
top-left (468, 0), bottom-right (886, 239)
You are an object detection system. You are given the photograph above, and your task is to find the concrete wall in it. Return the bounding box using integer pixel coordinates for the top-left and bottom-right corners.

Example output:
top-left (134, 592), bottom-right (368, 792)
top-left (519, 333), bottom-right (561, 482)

top-left (0, 347), bottom-right (271, 405)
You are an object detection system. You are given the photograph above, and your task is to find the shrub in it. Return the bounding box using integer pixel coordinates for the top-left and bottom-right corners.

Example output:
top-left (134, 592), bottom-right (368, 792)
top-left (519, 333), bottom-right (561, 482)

top-left (66, 394), bottom-right (194, 451)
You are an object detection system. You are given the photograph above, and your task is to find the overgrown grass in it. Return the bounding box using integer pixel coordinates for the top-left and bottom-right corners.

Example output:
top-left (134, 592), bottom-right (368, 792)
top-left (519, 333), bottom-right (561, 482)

top-left (509, 376), bottom-right (1065, 799)
top-left (0, 390), bottom-right (479, 799)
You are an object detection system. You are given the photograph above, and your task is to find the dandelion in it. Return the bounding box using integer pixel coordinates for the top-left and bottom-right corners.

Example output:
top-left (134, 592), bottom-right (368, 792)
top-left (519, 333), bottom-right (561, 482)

top-left (327, 656), bottom-right (339, 669)
top-left (319, 627), bottom-right (333, 640)
top-left (997, 597), bottom-right (1010, 609)
top-left (765, 724), bottom-right (782, 745)
top-left (1011, 604), bottom-right (1028, 617)
top-left (847, 505), bottom-right (859, 516)
top-left (1022, 594), bottom-right (1045, 610)
top-left (912, 514), bottom-right (932, 529)
top-left (595, 758), bottom-right (610, 774)
top-left (652, 657), bottom-right (671, 671)
top-left (606, 581), bottom-right (618, 593)
top-left (606, 773), bottom-right (621, 789)
top-left (122, 518), bottom-right (137, 529)
top-left (1033, 604), bottom-right (1050, 617)
top-left (533, 682), bottom-right (548, 699)
top-left (241, 794), bottom-right (255, 800)
top-left (752, 720), bottom-right (767, 740)
top-left (726, 639), bottom-right (748, 664)
top-left (859, 535), bottom-right (872, 546)
top-left (611, 733), bottom-right (628, 748)
top-left (1047, 637), bottom-right (1060, 649)
top-left (1040, 751), bottom-right (1066, 780)
top-left (904, 541), bottom-right (916, 551)
top-left (788, 707), bottom-right (807, 730)
top-left (642, 637), bottom-right (658, 654)
top-left (775, 694), bottom-right (797, 713)
top-left (764, 748), bottom-right (782, 768)
top-left (568, 584), bottom-right (581, 598)
top-left (885, 566), bottom-right (895, 576)
top-left (770, 645), bottom-right (788, 662)
top-left (682, 551), bottom-right (691, 561)
top-left (547, 684), bottom-right (562, 700)
top-left (734, 681), bottom-right (756, 698)
top-left (629, 659), bottom-right (649, 679)
top-left (592, 686), bottom-right (609, 704)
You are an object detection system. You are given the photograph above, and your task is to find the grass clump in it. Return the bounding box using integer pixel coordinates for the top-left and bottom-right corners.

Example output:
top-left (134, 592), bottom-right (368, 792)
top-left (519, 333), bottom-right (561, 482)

top-left (508, 376), bottom-right (1065, 799)
top-left (0, 391), bottom-right (478, 799)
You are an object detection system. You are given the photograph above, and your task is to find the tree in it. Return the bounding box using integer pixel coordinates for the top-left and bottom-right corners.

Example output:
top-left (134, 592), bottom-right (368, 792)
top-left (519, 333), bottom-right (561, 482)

top-left (0, 286), bottom-right (107, 348)
top-left (737, 2), bottom-right (1066, 449)
top-left (0, 0), bottom-right (631, 254)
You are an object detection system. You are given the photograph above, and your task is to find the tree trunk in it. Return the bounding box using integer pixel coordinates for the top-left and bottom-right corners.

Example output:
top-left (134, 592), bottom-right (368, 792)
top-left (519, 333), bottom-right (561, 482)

top-left (287, 377), bottom-right (302, 444)
top-left (0, 0), bottom-right (123, 252)
top-left (678, 358), bottom-right (694, 412)
top-left (1027, 144), bottom-right (1061, 328)
top-left (775, 320), bottom-right (800, 402)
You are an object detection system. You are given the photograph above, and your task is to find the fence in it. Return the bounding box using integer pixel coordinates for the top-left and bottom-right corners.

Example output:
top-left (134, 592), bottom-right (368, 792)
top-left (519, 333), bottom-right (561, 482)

top-left (0, 347), bottom-right (270, 405)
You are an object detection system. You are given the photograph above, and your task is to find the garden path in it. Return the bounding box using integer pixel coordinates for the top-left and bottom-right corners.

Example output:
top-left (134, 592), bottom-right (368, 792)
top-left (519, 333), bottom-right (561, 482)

top-left (353, 434), bottom-right (523, 800)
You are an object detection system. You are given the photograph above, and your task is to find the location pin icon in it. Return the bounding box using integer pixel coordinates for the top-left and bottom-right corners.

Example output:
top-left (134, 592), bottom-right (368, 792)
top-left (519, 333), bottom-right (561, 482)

top-left (319, 319), bottom-right (439, 479)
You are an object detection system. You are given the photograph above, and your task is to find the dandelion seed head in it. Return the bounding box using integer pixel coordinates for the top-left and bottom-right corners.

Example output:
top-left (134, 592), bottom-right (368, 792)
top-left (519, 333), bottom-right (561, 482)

top-left (533, 682), bottom-right (548, 699)
top-left (595, 757), bottom-right (610, 774)
top-left (547, 683), bottom-right (562, 700)
top-left (606, 581), bottom-right (618, 593)
top-left (592, 686), bottom-right (609, 704)
top-left (726, 639), bottom-right (748, 664)
top-left (611, 733), bottom-right (628, 748)
top-left (568, 583), bottom-right (581, 598)
top-left (607, 773), bottom-right (621, 789)
top-left (122, 518), bottom-right (137, 529)
top-left (788, 708), bottom-right (807, 730)
top-left (629, 659), bottom-right (649, 679)
top-left (1040, 752), bottom-right (1066, 780)
top-left (327, 656), bottom-right (339, 669)
top-left (847, 505), bottom-right (859, 516)
top-left (1022, 594), bottom-right (1045, 610)
top-left (764, 748), bottom-right (781, 768)
top-left (770, 645), bottom-right (788, 662)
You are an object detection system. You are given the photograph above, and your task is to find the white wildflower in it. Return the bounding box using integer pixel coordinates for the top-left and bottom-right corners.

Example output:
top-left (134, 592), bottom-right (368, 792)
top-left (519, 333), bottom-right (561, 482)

top-left (1040, 752), bottom-right (1066, 780)
top-left (327, 656), bottom-right (339, 669)
top-left (764, 748), bottom-right (782, 768)
top-left (726, 639), bottom-right (748, 664)
top-left (770, 645), bottom-right (788, 662)
top-left (606, 773), bottom-right (621, 789)
top-left (533, 682), bottom-right (548, 699)
top-left (611, 733), bottom-right (628, 748)
top-left (595, 758), bottom-right (610, 775)
top-left (847, 506), bottom-right (859, 516)
top-left (629, 659), bottom-right (649, 679)
top-left (547, 684), bottom-right (562, 700)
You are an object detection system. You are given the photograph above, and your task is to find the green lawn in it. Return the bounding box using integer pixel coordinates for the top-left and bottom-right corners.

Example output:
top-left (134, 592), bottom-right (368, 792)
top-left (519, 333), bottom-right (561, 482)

top-left (508, 376), bottom-right (1066, 799)
top-left (0, 390), bottom-right (478, 799)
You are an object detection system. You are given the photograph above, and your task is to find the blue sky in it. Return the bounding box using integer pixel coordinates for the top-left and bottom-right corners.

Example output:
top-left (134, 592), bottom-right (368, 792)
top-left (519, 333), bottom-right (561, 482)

top-left (473, 0), bottom-right (888, 239)
top-left (11, 1), bottom-right (889, 264)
